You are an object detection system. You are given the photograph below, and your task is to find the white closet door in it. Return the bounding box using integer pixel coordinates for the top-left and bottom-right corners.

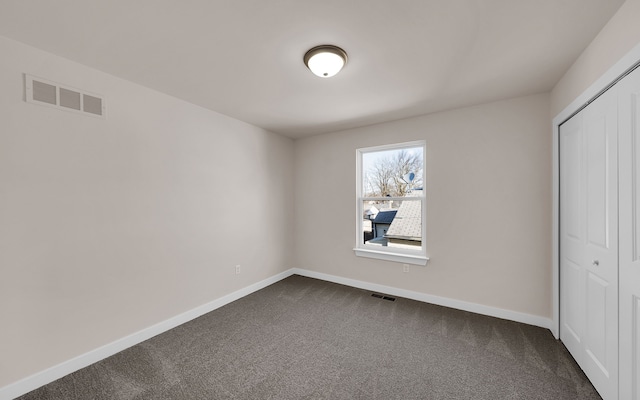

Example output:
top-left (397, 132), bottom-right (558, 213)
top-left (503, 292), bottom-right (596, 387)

top-left (619, 66), bottom-right (640, 400)
top-left (560, 108), bottom-right (586, 364)
top-left (560, 87), bottom-right (618, 400)
top-left (583, 87), bottom-right (618, 400)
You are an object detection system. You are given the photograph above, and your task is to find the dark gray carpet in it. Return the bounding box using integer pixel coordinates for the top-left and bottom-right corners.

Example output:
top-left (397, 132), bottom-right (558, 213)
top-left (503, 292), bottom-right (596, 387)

top-left (17, 275), bottom-right (601, 400)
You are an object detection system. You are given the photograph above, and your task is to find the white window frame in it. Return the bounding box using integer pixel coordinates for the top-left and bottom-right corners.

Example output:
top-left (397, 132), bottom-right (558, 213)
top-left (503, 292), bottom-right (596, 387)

top-left (354, 140), bottom-right (429, 265)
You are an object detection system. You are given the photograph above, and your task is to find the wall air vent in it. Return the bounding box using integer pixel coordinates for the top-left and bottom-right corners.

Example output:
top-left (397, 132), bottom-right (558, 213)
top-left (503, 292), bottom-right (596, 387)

top-left (371, 293), bottom-right (396, 301)
top-left (25, 74), bottom-right (106, 118)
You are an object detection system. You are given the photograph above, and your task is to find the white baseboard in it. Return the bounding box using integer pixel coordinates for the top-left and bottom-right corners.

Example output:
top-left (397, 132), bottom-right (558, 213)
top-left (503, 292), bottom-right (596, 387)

top-left (2, 267), bottom-right (553, 400)
top-left (0, 269), bottom-right (296, 400)
top-left (291, 268), bottom-right (553, 330)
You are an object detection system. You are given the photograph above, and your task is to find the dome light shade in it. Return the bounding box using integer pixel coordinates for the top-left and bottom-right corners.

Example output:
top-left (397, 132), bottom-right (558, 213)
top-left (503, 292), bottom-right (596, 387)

top-left (304, 45), bottom-right (348, 78)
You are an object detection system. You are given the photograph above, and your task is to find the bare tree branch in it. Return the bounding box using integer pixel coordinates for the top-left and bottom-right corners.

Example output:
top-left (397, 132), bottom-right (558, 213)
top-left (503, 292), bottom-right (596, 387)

top-left (365, 149), bottom-right (423, 197)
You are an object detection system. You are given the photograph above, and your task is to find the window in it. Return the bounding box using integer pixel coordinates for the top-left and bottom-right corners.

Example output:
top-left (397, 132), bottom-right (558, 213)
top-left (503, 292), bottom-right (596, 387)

top-left (354, 141), bottom-right (428, 265)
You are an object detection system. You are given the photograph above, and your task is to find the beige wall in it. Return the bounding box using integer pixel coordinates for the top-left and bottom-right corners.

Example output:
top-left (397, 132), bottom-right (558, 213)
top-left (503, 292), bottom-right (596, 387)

top-left (551, 0), bottom-right (640, 116)
top-left (0, 36), bottom-right (294, 388)
top-left (294, 93), bottom-right (552, 319)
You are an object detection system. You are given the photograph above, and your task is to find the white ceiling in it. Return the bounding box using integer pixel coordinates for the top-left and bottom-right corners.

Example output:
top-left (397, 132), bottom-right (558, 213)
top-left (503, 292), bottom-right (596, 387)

top-left (0, 0), bottom-right (625, 138)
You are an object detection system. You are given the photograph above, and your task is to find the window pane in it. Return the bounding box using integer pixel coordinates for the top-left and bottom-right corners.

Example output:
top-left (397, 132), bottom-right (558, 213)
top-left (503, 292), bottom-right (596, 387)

top-left (362, 146), bottom-right (423, 197)
top-left (362, 199), bottom-right (422, 251)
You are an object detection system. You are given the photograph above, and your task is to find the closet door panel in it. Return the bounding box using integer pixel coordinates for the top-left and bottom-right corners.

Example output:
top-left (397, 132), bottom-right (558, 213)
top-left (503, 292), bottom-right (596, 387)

top-left (632, 298), bottom-right (640, 400)
top-left (563, 116), bottom-right (584, 243)
top-left (619, 66), bottom-right (640, 400)
top-left (584, 272), bottom-right (609, 370)
top-left (585, 116), bottom-right (609, 250)
top-left (563, 259), bottom-right (583, 344)
top-left (582, 88), bottom-right (618, 400)
top-left (561, 86), bottom-right (618, 400)
top-left (560, 112), bottom-right (585, 362)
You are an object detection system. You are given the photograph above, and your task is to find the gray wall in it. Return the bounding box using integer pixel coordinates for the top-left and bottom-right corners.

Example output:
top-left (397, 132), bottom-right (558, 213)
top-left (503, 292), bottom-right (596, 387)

top-left (551, 0), bottom-right (640, 115)
top-left (0, 36), bottom-right (294, 388)
top-left (294, 93), bottom-right (552, 319)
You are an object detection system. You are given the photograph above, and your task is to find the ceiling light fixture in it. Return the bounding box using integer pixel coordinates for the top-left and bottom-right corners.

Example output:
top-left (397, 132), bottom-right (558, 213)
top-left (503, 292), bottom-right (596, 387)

top-left (304, 45), bottom-right (348, 78)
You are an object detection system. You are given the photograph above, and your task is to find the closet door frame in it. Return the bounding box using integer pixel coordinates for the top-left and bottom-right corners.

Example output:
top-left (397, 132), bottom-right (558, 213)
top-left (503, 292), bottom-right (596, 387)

top-left (552, 42), bottom-right (640, 340)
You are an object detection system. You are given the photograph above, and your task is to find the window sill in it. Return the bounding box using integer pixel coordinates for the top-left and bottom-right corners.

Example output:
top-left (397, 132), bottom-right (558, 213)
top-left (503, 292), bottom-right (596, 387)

top-left (353, 248), bottom-right (429, 266)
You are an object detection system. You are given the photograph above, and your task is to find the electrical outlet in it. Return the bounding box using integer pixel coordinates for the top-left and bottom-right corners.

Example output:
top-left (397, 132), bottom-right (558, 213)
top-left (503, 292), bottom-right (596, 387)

top-left (403, 264), bottom-right (409, 273)
top-left (235, 265), bottom-right (241, 275)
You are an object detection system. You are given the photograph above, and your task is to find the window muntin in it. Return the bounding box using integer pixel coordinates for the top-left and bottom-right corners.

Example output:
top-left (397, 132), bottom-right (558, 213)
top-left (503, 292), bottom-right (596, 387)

top-left (355, 141), bottom-right (427, 265)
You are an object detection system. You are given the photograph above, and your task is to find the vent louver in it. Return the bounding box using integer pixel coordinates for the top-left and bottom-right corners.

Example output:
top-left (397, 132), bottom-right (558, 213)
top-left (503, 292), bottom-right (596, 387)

top-left (32, 80), bottom-right (56, 105)
top-left (25, 74), bottom-right (105, 118)
top-left (60, 88), bottom-right (81, 110)
top-left (83, 94), bottom-right (102, 115)
top-left (371, 293), bottom-right (396, 302)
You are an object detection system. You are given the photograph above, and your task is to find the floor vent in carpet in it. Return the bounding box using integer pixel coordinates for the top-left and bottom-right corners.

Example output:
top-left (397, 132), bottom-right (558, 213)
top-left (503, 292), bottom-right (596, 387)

top-left (371, 293), bottom-right (396, 301)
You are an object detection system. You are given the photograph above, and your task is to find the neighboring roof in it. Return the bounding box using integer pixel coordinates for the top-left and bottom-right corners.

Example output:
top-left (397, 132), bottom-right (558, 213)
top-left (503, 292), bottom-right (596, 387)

top-left (385, 190), bottom-right (422, 241)
top-left (364, 205), bottom-right (379, 219)
top-left (372, 210), bottom-right (397, 224)
top-left (366, 236), bottom-right (389, 246)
